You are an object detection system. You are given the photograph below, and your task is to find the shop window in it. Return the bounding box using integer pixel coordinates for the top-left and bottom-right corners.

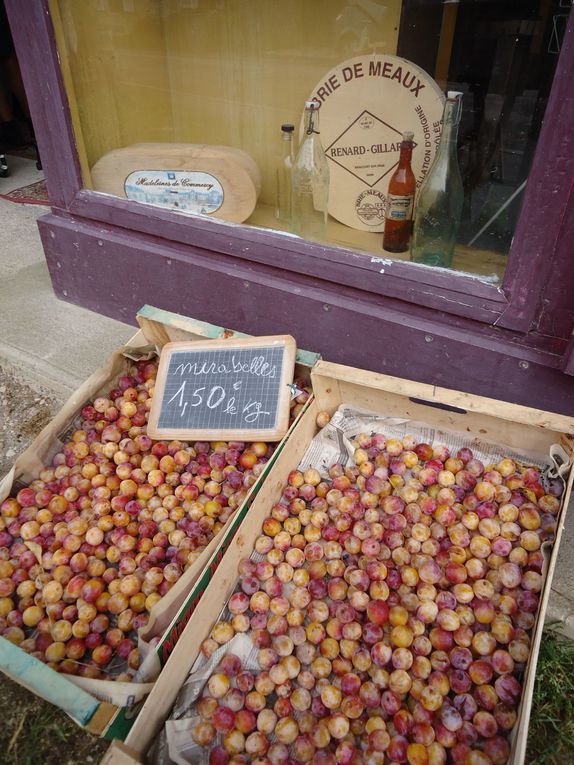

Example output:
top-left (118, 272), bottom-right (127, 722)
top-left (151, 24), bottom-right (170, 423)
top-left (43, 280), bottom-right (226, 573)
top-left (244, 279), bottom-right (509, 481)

top-left (50, 0), bottom-right (568, 284)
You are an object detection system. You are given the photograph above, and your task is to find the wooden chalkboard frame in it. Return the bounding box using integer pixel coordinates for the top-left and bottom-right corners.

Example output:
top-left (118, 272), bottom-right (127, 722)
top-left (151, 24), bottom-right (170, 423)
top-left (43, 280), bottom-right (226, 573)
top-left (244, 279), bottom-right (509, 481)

top-left (147, 335), bottom-right (296, 441)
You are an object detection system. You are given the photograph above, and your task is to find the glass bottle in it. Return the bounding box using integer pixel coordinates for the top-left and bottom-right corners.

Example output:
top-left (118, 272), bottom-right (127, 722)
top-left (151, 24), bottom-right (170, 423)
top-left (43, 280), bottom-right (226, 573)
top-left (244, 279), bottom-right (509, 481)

top-left (275, 123), bottom-right (295, 224)
top-left (411, 91), bottom-right (464, 268)
top-left (383, 131), bottom-right (416, 253)
top-left (291, 99), bottom-right (330, 241)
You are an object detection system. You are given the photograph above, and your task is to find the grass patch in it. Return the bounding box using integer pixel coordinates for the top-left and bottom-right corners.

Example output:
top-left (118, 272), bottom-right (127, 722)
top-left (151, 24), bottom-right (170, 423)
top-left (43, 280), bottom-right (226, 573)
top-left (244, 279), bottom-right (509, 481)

top-left (0, 674), bottom-right (107, 765)
top-left (527, 622), bottom-right (574, 764)
top-left (8, 705), bottom-right (76, 765)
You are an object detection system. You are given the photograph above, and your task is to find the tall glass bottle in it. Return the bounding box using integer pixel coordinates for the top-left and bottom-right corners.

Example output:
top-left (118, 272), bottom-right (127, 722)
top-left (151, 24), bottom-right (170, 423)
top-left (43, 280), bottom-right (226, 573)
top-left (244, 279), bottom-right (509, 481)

top-left (275, 123), bottom-right (295, 224)
top-left (411, 91), bottom-right (464, 268)
top-left (383, 131), bottom-right (416, 253)
top-left (291, 99), bottom-right (330, 241)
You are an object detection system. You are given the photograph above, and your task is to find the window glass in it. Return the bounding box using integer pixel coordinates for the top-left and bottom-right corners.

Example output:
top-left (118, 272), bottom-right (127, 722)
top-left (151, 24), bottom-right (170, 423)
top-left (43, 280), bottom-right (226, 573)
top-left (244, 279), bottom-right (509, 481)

top-left (51, 0), bottom-right (569, 283)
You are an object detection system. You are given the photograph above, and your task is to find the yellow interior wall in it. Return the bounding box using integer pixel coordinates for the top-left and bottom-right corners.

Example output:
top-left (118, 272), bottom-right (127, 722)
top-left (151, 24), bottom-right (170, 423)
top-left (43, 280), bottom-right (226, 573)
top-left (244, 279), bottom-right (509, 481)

top-left (51, 0), bottom-right (401, 202)
top-left (161, 0), bottom-right (401, 206)
top-left (51, 0), bottom-right (174, 176)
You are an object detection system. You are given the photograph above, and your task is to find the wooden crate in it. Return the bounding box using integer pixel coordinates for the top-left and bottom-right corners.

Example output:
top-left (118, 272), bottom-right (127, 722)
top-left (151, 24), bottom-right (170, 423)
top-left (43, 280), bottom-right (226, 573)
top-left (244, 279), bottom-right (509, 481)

top-left (113, 360), bottom-right (574, 764)
top-left (0, 305), bottom-right (317, 740)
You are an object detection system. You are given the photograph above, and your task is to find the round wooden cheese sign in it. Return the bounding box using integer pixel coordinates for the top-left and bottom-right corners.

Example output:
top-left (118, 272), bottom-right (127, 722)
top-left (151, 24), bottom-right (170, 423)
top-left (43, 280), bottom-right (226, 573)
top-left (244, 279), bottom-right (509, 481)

top-left (305, 55), bottom-right (445, 232)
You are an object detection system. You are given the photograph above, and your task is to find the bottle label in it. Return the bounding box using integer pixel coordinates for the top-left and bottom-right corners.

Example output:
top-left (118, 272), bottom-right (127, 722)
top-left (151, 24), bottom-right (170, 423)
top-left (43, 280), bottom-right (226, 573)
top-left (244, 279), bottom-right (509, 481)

top-left (386, 193), bottom-right (414, 221)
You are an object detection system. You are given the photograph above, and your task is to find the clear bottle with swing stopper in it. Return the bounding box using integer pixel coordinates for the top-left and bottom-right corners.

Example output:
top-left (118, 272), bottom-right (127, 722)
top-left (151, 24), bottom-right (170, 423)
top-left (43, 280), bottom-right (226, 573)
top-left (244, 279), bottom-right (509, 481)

top-left (291, 99), bottom-right (330, 241)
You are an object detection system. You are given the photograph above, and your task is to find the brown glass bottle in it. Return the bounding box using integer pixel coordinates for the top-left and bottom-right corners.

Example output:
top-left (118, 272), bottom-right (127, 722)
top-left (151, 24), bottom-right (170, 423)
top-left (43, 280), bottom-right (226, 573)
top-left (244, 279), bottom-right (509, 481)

top-left (383, 131), bottom-right (416, 253)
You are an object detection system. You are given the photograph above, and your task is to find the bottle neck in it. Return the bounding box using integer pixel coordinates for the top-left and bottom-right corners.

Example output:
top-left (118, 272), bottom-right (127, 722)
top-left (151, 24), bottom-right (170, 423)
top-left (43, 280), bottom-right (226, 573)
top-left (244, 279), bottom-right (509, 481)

top-left (282, 132), bottom-right (293, 159)
top-left (398, 142), bottom-right (413, 167)
top-left (304, 108), bottom-right (320, 136)
top-left (438, 99), bottom-right (460, 156)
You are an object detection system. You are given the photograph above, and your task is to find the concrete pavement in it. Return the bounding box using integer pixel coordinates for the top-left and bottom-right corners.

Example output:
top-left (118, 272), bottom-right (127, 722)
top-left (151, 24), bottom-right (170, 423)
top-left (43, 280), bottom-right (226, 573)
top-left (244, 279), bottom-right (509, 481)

top-left (1, 153), bottom-right (573, 635)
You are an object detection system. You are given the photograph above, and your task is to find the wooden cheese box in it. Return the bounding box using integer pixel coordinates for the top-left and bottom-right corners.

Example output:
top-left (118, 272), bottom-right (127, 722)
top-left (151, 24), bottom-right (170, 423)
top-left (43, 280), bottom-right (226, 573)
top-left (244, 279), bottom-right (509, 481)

top-left (0, 305), bottom-right (317, 740)
top-left (91, 143), bottom-right (261, 223)
top-left (110, 360), bottom-right (574, 765)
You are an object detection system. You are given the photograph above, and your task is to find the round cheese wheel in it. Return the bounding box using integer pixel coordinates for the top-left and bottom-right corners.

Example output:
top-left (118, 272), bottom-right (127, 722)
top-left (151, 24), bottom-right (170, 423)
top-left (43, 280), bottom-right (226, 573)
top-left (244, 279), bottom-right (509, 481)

top-left (304, 55), bottom-right (445, 232)
top-left (91, 143), bottom-right (260, 224)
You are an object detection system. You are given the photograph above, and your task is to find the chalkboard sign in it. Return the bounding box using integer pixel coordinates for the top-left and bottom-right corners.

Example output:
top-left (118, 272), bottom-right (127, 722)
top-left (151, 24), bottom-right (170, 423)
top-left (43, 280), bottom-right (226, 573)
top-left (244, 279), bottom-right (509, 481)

top-left (146, 336), bottom-right (296, 441)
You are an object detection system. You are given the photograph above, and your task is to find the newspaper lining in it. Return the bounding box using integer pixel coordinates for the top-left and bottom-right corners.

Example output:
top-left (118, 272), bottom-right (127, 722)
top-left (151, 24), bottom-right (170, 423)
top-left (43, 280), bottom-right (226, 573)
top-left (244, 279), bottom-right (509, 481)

top-left (299, 405), bottom-right (552, 478)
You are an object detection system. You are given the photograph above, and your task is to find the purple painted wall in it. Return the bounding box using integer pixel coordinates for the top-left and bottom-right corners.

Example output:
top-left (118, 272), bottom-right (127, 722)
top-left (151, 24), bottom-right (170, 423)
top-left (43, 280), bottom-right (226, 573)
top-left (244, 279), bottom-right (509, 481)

top-left (39, 213), bottom-right (574, 415)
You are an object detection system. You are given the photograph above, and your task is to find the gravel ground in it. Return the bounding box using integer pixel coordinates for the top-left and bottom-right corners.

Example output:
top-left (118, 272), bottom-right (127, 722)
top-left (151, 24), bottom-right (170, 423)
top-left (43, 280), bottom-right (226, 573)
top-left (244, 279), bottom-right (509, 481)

top-left (0, 361), bottom-right (109, 764)
top-left (0, 362), bottom-right (63, 476)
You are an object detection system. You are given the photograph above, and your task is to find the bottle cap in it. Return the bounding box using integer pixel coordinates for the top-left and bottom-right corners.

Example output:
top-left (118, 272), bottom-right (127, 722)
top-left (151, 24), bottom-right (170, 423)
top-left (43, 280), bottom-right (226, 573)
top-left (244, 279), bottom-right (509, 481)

top-left (402, 131), bottom-right (414, 140)
top-left (305, 99), bottom-right (321, 110)
top-left (447, 91), bottom-right (463, 99)
top-left (281, 124), bottom-right (295, 132)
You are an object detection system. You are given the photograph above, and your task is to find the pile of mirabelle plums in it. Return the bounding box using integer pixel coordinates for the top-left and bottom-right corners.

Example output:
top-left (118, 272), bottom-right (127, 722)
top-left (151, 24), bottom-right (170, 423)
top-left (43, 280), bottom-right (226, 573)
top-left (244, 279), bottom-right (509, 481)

top-left (193, 433), bottom-right (562, 765)
top-left (0, 359), bottom-right (279, 679)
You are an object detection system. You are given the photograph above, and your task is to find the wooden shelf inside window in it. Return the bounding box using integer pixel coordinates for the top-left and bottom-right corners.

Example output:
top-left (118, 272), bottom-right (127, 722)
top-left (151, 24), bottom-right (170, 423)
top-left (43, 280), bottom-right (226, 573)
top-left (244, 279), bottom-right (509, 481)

top-left (246, 203), bottom-right (506, 283)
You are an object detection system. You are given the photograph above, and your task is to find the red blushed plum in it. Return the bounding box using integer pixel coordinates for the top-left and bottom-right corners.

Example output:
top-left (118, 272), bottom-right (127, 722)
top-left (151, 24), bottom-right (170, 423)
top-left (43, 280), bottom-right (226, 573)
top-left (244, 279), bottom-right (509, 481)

top-left (456, 721), bottom-right (478, 746)
top-left (517, 590), bottom-right (538, 613)
top-left (328, 578), bottom-right (348, 601)
top-left (116, 639), bottom-right (135, 660)
top-left (450, 744), bottom-right (472, 765)
top-left (494, 702), bottom-right (518, 731)
top-left (229, 591), bottom-right (250, 615)
top-left (386, 569), bottom-right (402, 589)
top-left (213, 706), bottom-right (236, 734)
top-left (412, 722), bottom-right (435, 747)
top-left (449, 647), bottom-right (473, 672)
top-left (494, 674), bottom-right (522, 704)
top-left (473, 710), bottom-right (498, 738)
top-left (210, 747), bottom-right (229, 765)
top-left (241, 576), bottom-right (260, 595)
top-left (219, 654), bottom-right (242, 677)
top-left (447, 670), bottom-right (471, 695)
top-left (491, 649), bottom-right (514, 675)
top-left (415, 443), bottom-right (434, 461)
top-left (483, 736), bottom-right (511, 765)
top-left (476, 501), bottom-right (496, 520)
top-left (251, 630), bottom-right (271, 649)
top-left (393, 709), bottom-right (414, 736)
top-left (367, 599), bottom-right (389, 625)
top-left (363, 622), bottom-right (384, 645)
top-left (381, 689), bottom-right (402, 716)
top-left (445, 562), bottom-right (467, 585)
top-left (311, 696), bottom-right (329, 719)
top-left (308, 579), bottom-right (328, 599)
top-left (335, 741), bottom-right (357, 765)
top-left (341, 673), bottom-right (361, 695)
top-left (236, 671), bottom-right (255, 693)
top-left (429, 628), bottom-right (453, 652)
top-left (469, 660), bottom-right (494, 686)
top-left (419, 559), bottom-right (442, 584)
top-left (455, 447), bottom-right (473, 464)
top-left (65, 638), bottom-right (86, 660)
top-left (92, 644), bottom-right (113, 665)
top-left (387, 736), bottom-right (408, 763)
top-left (85, 632), bottom-right (103, 651)
top-left (358, 681), bottom-right (381, 709)
top-left (382, 496), bottom-right (405, 516)
top-left (434, 722), bottom-right (457, 749)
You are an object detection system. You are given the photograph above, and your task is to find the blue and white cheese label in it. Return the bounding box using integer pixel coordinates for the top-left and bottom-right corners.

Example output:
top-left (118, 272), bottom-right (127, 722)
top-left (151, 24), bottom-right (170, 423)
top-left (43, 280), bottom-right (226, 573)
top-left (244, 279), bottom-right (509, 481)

top-left (124, 170), bottom-right (224, 214)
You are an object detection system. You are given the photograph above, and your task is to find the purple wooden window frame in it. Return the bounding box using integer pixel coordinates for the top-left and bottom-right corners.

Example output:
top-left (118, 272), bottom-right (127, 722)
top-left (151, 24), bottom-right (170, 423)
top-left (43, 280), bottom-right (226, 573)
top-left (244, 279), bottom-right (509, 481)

top-left (6, 2), bottom-right (574, 354)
